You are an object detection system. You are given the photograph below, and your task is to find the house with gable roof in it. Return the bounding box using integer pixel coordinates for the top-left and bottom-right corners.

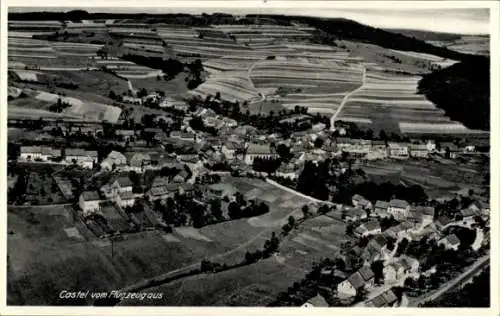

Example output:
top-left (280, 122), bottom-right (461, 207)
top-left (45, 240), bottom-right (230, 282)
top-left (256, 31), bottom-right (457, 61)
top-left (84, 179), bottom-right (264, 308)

top-left (352, 194), bottom-right (373, 210)
top-left (101, 150), bottom-right (127, 171)
top-left (337, 266), bottom-right (375, 298)
top-left (388, 199), bottom-right (411, 220)
top-left (79, 191), bottom-right (101, 216)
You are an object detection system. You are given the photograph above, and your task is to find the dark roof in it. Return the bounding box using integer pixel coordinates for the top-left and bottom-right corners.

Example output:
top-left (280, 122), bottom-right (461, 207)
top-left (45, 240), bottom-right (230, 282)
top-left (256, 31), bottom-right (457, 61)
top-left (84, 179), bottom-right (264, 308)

top-left (358, 266), bottom-right (375, 281)
top-left (389, 199), bottom-right (410, 209)
top-left (415, 206), bottom-right (435, 216)
top-left (364, 220), bottom-right (381, 231)
top-left (375, 200), bottom-right (389, 209)
top-left (347, 272), bottom-right (365, 290)
top-left (115, 176), bottom-right (133, 188)
top-left (307, 294), bottom-right (328, 307)
top-left (371, 295), bottom-right (387, 307)
top-left (382, 290), bottom-right (398, 305)
top-left (81, 191), bottom-right (100, 201)
top-left (436, 215), bottom-right (454, 227)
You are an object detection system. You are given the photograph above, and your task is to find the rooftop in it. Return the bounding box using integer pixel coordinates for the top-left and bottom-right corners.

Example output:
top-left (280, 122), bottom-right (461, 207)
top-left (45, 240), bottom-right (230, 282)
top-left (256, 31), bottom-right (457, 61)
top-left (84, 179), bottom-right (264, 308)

top-left (81, 191), bottom-right (100, 201)
top-left (389, 199), bottom-right (410, 209)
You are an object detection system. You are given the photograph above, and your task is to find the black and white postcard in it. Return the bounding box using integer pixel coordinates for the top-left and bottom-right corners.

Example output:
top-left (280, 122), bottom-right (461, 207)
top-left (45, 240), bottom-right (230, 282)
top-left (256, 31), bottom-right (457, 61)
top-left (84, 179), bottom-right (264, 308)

top-left (1, 1), bottom-right (498, 314)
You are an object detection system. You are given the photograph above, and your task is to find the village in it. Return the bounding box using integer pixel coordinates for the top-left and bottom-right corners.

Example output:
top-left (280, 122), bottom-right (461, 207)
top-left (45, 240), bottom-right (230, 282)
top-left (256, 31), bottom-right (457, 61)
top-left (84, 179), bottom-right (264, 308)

top-left (8, 86), bottom-right (491, 307)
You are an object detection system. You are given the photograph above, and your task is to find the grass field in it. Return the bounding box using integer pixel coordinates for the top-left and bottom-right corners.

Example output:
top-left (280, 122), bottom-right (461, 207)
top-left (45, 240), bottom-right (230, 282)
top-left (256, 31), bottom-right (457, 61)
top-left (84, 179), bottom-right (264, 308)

top-left (363, 157), bottom-right (489, 199)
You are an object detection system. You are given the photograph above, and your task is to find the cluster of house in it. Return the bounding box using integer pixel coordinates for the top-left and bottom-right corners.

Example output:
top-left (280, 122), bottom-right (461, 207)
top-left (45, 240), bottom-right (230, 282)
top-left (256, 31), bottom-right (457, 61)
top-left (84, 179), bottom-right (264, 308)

top-left (335, 138), bottom-right (472, 160)
top-left (332, 193), bottom-right (490, 300)
top-left (79, 170), bottom-right (194, 216)
top-left (19, 146), bottom-right (98, 169)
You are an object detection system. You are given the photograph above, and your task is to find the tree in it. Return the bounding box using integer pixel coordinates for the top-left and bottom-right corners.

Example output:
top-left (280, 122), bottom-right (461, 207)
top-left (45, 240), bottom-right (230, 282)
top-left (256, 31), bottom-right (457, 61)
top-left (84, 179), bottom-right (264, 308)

top-left (108, 90), bottom-right (117, 100)
top-left (314, 137), bottom-right (324, 148)
top-left (370, 260), bottom-right (385, 284)
top-left (210, 199), bottom-right (223, 221)
top-left (137, 88), bottom-right (148, 98)
top-left (287, 216), bottom-right (296, 229)
top-left (302, 205), bottom-right (310, 219)
top-left (201, 259), bottom-right (214, 272)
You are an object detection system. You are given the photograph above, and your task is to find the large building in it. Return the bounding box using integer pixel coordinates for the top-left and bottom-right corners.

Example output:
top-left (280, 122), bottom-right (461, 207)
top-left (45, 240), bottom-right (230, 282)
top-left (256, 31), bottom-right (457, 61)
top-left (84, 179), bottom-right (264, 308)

top-left (243, 143), bottom-right (277, 165)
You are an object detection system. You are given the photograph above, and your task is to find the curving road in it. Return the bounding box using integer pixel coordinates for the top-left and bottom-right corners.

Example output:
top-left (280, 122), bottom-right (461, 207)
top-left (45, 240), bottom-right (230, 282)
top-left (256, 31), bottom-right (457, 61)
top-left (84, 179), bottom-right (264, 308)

top-left (330, 66), bottom-right (366, 131)
top-left (247, 59), bottom-right (268, 104)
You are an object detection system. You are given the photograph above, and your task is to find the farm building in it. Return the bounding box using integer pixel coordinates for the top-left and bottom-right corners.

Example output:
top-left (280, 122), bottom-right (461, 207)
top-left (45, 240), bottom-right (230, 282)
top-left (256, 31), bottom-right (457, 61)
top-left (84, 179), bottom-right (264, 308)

top-left (344, 207), bottom-right (367, 222)
top-left (65, 149), bottom-right (98, 169)
top-left (116, 191), bottom-right (135, 208)
top-left (354, 220), bottom-right (381, 238)
top-left (409, 144), bottom-right (429, 158)
top-left (19, 146), bottom-right (61, 162)
top-left (387, 142), bottom-right (409, 159)
top-left (79, 191), bottom-right (101, 216)
top-left (337, 266), bottom-right (375, 298)
top-left (352, 194), bottom-right (372, 210)
top-left (373, 200), bottom-right (390, 218)
top-left (387, 199), bottom-right (411, 220)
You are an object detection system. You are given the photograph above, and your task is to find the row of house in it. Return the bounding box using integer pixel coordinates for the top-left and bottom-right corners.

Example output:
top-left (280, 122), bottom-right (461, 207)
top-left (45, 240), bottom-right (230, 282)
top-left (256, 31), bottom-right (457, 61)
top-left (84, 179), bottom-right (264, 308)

top-left (20, 146), bottom-right (98, 169)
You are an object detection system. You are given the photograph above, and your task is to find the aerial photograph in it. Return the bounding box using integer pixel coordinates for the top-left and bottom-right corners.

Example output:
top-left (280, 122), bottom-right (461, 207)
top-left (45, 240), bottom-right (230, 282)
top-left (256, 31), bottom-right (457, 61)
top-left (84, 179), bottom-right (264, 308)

top-left (5, 4), bottom-right (491, 308)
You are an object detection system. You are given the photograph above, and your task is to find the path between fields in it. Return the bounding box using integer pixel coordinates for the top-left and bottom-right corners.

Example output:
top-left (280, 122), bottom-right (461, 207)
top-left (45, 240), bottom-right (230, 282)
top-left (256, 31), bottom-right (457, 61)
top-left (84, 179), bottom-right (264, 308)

top-left (247, 59), bottom-right (267, 104)
top-left (330, 65), bottom-right (366, 129)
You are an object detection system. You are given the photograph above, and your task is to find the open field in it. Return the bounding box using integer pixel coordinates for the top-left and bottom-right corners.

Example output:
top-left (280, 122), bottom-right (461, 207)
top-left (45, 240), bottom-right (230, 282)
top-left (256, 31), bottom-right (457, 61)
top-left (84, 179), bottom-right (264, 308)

top-left (120, 214), bottom-right (349, 306)
top-left (8, 88), bottom-right (122, 123)
top-left (7, 210), bottom-right (269, 305)
top-left (337, 68), bottom-right (471, 134)
top-left (363, 157), bottom-right (489, 199)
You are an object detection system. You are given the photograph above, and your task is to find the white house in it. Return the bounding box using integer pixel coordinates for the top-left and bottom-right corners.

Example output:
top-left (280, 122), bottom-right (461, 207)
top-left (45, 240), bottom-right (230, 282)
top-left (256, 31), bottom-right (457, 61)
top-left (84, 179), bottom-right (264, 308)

top-left (111, 176), bottom-right (134, 196)
top-left (79, 191), bottom-right (101, 216)
top-left (337, 266), bottom-right (375, 298)
top-left (19, 146), bottom-right (61, 161)
top-left (116, 191), bottom-right (135, 208)
top-left (409, 144), bottom-right (429, 158)
top-left (65, 149), bottom-right (98, 169)
top-left (438, 234), bottom-right (461, 250)
top-left (388, 199), bottom-right (411, 220)
top-left (244, 143), bottom-right (277, 165)
top-left (388, 142), bottom-right (409, 159)
top-left (221, 143), bottom-right (238, 161)
top-left (426, 140), bottom-right (437, 152)
top-left (101, 151), bottom-right (127, 171)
